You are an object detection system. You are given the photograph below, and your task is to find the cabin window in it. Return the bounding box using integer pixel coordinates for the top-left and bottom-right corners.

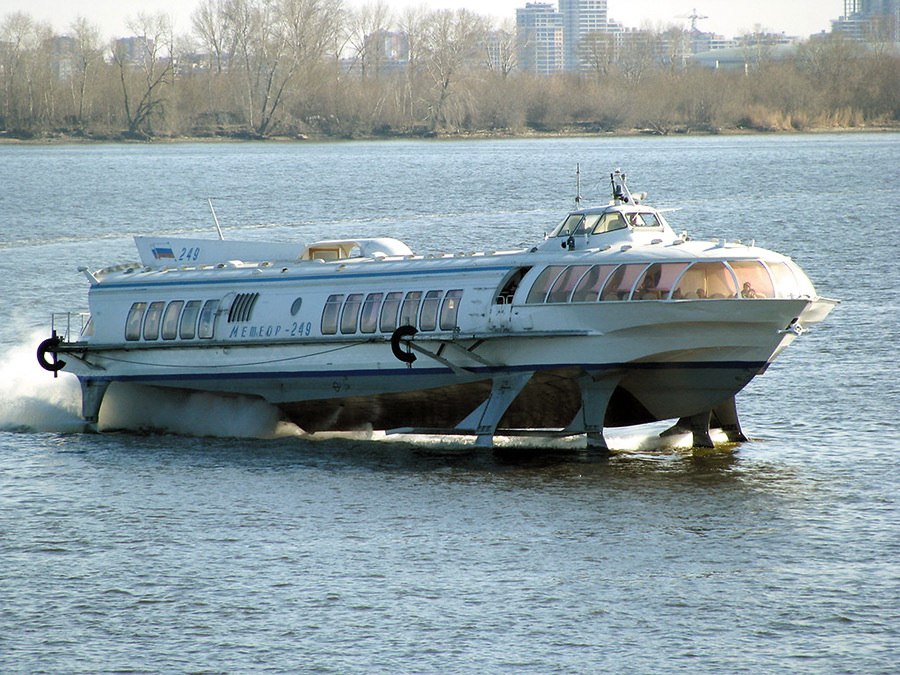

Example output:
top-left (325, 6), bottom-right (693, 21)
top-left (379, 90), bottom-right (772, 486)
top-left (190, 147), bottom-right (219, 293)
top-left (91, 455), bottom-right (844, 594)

top-left (419, 291), bottom-right (443, 331)
top-left (730, 261), bottom-right (774, 299)
top-left (571, 265), bottom-right (616, 302)
top-left (143, 301), bottom-right (165, 340)
top-left (591, 213), bottom-right (627, 234)
top-left (440, 290), bottom-right (464, 330)
top-left (632, 263), bottom-right (689, 300)
top-left (340, 293), bottom-right (364, 334)
top-left (125, 302), bottom-right (147, 341)
top-left (180, 300), bottom-right (202, 339)
top-left (673, 262), bottom-right (738, 299)
top-left (599, 264), bottom-right (646, 301)
top-left (290, 297), bottom-right (303, 316)
top-left (379, 291), bottom-right (403, 332)
top-left (525, 266), bottom-right (565, 304)
top-left (399, 291), bottom-right (422, 328)
top-left (360, 293), bottom-right (383, 334)
top-left (198, 299), bottom-right (220, 339)
top-left (161, 301), bottom-right (184, 340)
top-left (768, 262), bottom-right (799, 299)
top-left (321, 294), bottom-right (344, 335)
top-left (547, 265), bottom-right (591, 303)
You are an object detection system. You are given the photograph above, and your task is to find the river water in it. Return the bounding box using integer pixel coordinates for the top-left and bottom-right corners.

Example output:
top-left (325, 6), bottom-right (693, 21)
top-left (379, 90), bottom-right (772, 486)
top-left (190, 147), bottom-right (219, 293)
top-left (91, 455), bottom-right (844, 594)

top-left (1, 134), bottom-right (897, 672)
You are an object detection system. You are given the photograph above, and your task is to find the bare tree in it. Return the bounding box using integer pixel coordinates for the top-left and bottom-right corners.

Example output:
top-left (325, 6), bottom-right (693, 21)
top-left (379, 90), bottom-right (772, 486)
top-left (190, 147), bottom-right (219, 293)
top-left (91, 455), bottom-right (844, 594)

top-left (421, 9), bottom-right (488, 130)
top-left (68, 17), bottom-right (103, 131)
top-left (111, 13), bottom-right (175, 137)
top-left (192, 0), bottom-right (234, 74)
top-left (345, 1), bottom-right (392, 79)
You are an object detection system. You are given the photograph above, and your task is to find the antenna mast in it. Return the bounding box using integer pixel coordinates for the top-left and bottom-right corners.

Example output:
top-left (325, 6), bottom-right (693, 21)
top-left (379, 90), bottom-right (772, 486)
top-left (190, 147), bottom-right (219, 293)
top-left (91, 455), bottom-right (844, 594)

top-left (575, 163), bottom-right (582, 208)
top-left (208, 197), bottom-right (224, 240)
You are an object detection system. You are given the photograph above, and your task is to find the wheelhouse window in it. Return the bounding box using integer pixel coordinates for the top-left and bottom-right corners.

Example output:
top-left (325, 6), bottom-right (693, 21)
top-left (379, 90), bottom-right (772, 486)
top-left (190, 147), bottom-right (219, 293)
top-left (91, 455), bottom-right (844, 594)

top-left (360, 293), bottom-right (383, 334)
top-left (125, 302), bottom-right (147, 341)
top-left (198, 299), bottom-right (219, 339)
top-left (143, 301), bottom-right (165, 340)
top-left (419, 290), bottom-right (443, 331)
top-left (340, 293), bottom-right (365, 334)
top-left (161, 301), bottom-right (184, 340)
top-left (379, 291), bottom-right (403, 332)
top-left (525, 266), bottom-right (565, 304)
top-left (321, 294), bottom-right (344, 335)
top-left (628, 212), bottom-right (663, 228)
top-left (591, 213), bottom-right (628, 234)
top-left (399, 291), bottom-right (422, 328)
top-left (547, 265), bottom-right (591, 303)
top-left (553, 214), bottom-right (585, 237)
top-left (180, 300), bottom-right (202, 339)
top-left (440, 290), bottom-right (463, 330)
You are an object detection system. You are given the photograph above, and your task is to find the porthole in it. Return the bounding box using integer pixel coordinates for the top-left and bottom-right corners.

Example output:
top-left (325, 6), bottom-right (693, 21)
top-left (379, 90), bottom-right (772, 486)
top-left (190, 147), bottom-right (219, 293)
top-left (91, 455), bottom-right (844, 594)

top-left (290, 297), bottom-right (303, 316)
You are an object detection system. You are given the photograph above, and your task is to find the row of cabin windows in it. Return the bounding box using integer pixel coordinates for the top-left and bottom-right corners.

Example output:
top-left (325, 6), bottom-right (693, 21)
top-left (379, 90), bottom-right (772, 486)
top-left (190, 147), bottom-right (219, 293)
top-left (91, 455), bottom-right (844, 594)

top-left (525, 260), bottom-right (802, 304)
top-left (125, 299), bottom-right (219, 341)
top-left (322, 289), bottom-right (463, 335)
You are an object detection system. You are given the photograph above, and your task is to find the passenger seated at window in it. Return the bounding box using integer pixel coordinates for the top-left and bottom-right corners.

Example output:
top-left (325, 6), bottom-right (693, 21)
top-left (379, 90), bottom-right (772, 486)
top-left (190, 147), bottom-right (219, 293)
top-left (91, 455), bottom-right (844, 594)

top-left (741, 282), bottom-right (759, 298)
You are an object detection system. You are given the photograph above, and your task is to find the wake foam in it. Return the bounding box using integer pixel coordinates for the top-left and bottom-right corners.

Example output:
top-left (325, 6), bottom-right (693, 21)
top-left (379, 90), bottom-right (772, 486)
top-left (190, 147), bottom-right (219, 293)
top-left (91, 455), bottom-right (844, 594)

top-left (0, 335), bottom-right (84, 433)
top-left (1, 332), bottom-right (302, 438)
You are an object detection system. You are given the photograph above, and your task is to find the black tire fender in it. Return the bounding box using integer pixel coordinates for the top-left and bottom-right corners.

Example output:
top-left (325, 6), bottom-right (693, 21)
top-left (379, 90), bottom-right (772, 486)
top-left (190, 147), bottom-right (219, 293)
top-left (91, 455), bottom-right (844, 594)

top-left (390, 325), bottom-right (418, 364)
top-left (36, 335), bottom-right (66, 372)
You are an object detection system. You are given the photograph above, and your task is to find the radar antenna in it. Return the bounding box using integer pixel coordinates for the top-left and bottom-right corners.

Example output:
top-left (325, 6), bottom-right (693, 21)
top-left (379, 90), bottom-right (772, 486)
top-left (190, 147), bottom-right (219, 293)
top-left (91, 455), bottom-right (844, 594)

top-left (610, 169), bottom-right (633, 204)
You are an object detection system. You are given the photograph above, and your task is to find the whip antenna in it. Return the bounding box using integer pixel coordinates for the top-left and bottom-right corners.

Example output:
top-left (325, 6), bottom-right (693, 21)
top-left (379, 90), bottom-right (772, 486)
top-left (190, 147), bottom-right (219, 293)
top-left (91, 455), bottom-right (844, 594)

top-left (208, 197), bottom-right (224, 240)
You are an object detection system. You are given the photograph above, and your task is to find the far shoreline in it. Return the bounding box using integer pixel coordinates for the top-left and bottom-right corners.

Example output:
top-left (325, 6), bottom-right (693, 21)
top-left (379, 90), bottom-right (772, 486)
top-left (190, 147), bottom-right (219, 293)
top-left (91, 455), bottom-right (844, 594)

top-left (2, 124), bottom-right (898, 146)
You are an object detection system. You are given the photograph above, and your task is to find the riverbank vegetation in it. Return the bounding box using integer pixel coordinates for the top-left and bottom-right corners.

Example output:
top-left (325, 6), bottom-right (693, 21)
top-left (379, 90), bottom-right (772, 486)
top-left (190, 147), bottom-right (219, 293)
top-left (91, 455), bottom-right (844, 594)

top-left (2, 3), bottom-right (899, 142)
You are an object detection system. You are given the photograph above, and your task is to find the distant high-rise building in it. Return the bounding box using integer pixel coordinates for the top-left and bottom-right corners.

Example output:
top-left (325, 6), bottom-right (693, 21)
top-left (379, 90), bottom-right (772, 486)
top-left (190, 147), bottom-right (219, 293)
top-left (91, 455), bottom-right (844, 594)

top-left (834, 0), bottom-right (900, 42)
top-left (559, 0), bottom-right (608, 71)
top-left (516, 3), bottom-right (564, 74)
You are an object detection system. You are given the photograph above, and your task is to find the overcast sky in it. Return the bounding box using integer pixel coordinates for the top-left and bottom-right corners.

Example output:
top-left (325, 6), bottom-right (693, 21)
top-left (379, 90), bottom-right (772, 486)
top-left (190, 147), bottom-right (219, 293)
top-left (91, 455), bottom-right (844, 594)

top-left (2, 0), bottom-right (841, 39)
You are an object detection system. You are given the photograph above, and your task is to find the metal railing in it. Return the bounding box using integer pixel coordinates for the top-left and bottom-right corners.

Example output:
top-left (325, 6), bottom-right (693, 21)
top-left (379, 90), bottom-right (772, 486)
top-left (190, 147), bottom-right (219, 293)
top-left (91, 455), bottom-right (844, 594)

top-left (50, 312), bottom-right (92, 343)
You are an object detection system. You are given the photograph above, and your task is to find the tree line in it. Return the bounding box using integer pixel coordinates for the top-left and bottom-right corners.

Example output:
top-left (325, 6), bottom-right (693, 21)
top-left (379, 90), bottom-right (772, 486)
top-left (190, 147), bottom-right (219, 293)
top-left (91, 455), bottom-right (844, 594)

top-left (1, 1), bottom-right (898, 141)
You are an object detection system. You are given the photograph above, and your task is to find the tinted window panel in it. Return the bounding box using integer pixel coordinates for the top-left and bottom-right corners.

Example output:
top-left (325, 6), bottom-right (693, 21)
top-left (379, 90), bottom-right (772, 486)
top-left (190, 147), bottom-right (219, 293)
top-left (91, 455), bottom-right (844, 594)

top-left (125, 302), bottom-right (147, 341)
top-left (399, 291), bottom-right (422, 328)
top-left (440, 290), bottom-right (464, 330)
top-left (180, 300), bottom-right (201, 339)
top-left (198, 299), bottom-right (219, 339)
top-left (360, 293), bottom-right (383, 334)
top-left (321, 294), bottom-right (343, 335)
top-left (420, 290), bottom-right (443, 331)
top-left (525, 266), bottom-right (565, 304)
top-left (379, 292), bottom-right (403, 332)
top-left (340, 293), bottom-right (365, 334)
top-left (633, 263), bottom-right (689, 300)
top-left (599, 265), bottom-right (645, 301)
top-left (143, 301), bottom-right (165, 340)
top-left (547, 265), bottom-right (591, 303)
top-left (730, 261), bottom-right (774, 299)
top-left (161, 301), bottom-right (183, 340)
top-left (571, 265), bottom-right (616, 302)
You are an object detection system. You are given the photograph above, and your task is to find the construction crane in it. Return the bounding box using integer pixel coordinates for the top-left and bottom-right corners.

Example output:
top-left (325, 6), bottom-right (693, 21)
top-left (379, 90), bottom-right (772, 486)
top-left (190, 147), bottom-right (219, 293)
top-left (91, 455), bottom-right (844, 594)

top-left (677, 8), bottom-right (709, 33)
